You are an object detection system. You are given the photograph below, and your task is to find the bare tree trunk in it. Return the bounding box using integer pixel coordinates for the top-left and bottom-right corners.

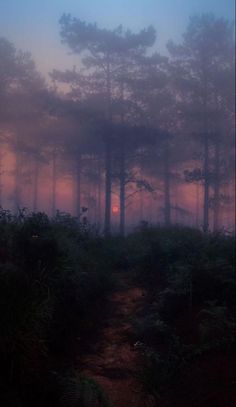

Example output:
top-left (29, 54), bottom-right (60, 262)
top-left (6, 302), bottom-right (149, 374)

top-left (97, 158), bottom-right (102, 225)
top-left (104, 136), bottom-right (112, 235)
top-left (119, 81), bottom-right (126, 237)
top-left (203, 132), bottom-right (209, 233)
top-left (75, 153), bottom-right (81, 219)
top-left (119, 137), bottom-right (125, 236)
top-left (224, 183), bottom-right (230, 230)
top-left (174, 177), bottom-right (179, 224)
top-left (202, 74), bottom-right (210, 233)
top-left (164, 138), bottom-right (171, 226)
top-left (213, 133), bottom-right (220, 232)
top-left (203, 135), bottom-right (211, 232)
top-left (140, 188), bottom-right (144, 221)
top-left (14, 134), bottom-right (21, 212)
top-left (196, 182), bottom-right (200, 228)
top-left (52, 147), bottom-right (57, 217)
top-left (104, 53), bottom-right (112, 236)
top-left (213, 97), bottom-right (222, 232)
top-left (32, 157), bottom-right (39, 212)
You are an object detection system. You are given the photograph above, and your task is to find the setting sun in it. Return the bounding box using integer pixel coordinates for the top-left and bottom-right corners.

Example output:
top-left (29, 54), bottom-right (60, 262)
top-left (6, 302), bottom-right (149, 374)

top-left (112, 205), bottom-right (119, 214)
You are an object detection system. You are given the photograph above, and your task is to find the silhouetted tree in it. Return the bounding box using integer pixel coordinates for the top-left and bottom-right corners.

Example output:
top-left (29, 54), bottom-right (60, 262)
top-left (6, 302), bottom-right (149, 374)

top-left (56, 15), bottom-right (156, 234)
top-left (168, 14), bottom-right (235, 232)
top-left (0, 37), bottom-right (46, 211)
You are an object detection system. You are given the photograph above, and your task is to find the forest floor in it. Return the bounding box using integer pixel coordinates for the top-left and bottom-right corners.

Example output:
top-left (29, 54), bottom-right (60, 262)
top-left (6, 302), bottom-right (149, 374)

top-left (79, 272), bottom-right (155, 407)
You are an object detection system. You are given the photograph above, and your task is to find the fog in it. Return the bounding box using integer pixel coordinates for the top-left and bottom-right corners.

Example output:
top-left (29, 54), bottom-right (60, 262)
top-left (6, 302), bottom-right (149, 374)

top-left (0, 0), bottom-right (235, 234)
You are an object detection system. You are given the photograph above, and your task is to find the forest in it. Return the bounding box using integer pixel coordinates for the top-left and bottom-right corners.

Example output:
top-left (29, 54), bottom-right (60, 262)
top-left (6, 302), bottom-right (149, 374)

top-left (0, 3), bottom-right (235, 407)
top-left (0, 13), bottom-right (235, 233)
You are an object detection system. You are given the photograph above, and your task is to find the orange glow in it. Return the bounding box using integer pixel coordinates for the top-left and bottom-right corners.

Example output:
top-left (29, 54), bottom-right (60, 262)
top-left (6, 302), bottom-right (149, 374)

top-left (112, 205), bottom-right (119, 214)
top-left (0, 146), bottom-right (235, 230)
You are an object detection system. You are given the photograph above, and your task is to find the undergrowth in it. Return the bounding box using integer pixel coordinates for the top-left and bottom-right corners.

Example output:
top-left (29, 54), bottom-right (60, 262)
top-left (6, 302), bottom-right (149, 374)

top-left (0, 209), bottom-right (113, 407)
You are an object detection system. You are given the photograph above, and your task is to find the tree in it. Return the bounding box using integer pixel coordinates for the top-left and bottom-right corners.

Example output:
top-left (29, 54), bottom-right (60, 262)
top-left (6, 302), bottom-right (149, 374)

top-left (55, 15), bottom-right (156, 234)
top-left (0, 37), bottom-right (46, 211)
top-left (125, 52), bottom-right (178, 226)
top-left (168, 14), bottom-right (235, 232)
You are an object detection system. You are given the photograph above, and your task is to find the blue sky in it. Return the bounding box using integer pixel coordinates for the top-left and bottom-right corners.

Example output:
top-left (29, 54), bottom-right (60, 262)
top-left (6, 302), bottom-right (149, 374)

top-left (0, 0), bottom-right (235, 77)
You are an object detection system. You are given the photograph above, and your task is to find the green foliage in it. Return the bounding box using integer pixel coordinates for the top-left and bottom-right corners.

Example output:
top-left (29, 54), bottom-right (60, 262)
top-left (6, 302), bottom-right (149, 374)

top-left (1, 212), bottom-right (235, 405)
top-left (129, 224), bottom-right (235, 401)
top-left (198, 302), bottom-right (236, 349)
top-left (140, 336), bottom-right (194, 395)
top-left (60, 14), bottom-right (156, 55)
top-left (0, 209), bottom-right (114, 406)
top-left (133, 311), bottom-right (172, 348)
top-left (57, 373), bottom-right (111, 407)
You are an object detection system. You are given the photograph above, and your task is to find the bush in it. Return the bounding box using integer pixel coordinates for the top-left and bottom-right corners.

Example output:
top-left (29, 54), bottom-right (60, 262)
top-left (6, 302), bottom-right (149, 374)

top-left (130, 224), bottom-right (235, 403)
top-left (0, 209), bottom-right (114, 406)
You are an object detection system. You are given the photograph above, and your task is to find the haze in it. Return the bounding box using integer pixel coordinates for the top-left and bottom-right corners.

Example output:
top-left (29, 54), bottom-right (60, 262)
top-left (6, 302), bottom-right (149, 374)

top-left (0, 0), bottom-right (235, 234)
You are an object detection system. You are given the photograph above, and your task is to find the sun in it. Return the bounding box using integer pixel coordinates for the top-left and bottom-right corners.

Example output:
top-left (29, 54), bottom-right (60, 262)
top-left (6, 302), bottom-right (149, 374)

top-left (112, 205), bottom-right (119, 214)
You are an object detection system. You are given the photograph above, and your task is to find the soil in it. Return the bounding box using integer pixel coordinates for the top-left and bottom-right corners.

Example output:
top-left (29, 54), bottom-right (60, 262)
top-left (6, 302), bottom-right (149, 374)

top-left (79, 273), bottom-right (155, 407)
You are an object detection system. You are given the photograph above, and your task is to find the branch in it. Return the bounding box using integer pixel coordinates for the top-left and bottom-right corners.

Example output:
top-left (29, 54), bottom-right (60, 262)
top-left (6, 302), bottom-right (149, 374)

top-left (87, 46), bottom-right (107, 72)
top-left (126, 188), bottom-right (144, 201)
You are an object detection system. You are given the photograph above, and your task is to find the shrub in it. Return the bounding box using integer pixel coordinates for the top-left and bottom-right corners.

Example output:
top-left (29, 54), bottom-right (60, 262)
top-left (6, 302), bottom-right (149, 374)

top-left (0, 209), bottom-right (114, 406)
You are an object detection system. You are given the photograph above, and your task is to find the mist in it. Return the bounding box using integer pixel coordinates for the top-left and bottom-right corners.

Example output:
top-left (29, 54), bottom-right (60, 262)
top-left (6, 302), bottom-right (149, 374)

top-left (0, 2), bottom-right (236, 406)
top-left (0, 1), bottom-right (235, 235)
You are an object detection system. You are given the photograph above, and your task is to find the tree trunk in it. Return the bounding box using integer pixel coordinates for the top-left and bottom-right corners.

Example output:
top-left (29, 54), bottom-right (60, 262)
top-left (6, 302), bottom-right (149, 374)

top-left (32, 157), bottom-right (39, 212)
top-left (213, 133), bottom-right (220, 232)
top-left (195, 182), bottom-right (200, 228)
top-left (52, 147), bottom-right (57, 217)
top-left (97, 158), bottom-right (102, 226)
top-left (119, 137), bottom-right (126, 236)
top-left (75, 153), bottom-right (81, 219)
top-left (104, 136), bottom-right (112, 235)
top-left (140, 188), bottom-right (144, 221)
top-left (203, 127), bottom-right (210, 233)
top-left (104, 53), bottom-right (112, 236)
top-left (213, 97), bottom-right (222, 232)
top-left (14, 134), bottom-right (21, 212)
top-left (119, 81), bottom-right (126, 237)
top-left (164, 138), bottom-right (171, 226)
top-left (202, 73), bottom-right (210, 233)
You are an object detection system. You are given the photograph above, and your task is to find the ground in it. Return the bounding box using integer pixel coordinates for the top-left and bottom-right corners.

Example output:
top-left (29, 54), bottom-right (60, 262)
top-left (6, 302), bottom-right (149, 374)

top-left (79, 273), bottom-right (155, 407)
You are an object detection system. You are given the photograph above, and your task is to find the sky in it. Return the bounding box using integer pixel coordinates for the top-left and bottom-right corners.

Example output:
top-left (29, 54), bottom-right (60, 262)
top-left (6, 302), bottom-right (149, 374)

top-left (0, 0), bottom-right (235, 78)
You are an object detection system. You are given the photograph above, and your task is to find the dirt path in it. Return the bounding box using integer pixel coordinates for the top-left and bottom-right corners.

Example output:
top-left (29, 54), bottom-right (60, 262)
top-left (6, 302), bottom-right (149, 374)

top-left (80, 274), bottom-right (154, 407)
